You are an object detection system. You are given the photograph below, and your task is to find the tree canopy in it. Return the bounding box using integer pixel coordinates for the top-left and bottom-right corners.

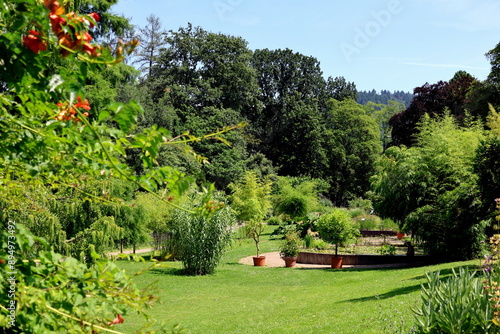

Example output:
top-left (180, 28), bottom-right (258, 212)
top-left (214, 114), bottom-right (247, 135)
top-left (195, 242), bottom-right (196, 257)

top-left (389, 71), bottom-right (476, 147)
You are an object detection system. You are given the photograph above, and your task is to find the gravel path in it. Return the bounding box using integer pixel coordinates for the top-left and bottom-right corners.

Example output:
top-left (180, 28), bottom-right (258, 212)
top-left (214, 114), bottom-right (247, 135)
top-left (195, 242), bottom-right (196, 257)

top-left (238, 251), bottom-right (414, 269)
top-left (107, 248), bottom-right (153, 256)
top-left (239, 252), bottom-right (330, 268)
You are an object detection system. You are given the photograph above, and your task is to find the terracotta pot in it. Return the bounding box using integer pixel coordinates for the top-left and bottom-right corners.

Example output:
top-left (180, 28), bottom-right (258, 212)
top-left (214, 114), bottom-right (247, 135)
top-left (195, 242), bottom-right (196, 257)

top-left (331, 256), bottom-right (343, 269)
top-left (282, 256), bottom-right (297, 268)
top-left (396, 232), bottom-right (406, 240)
top-left (253, 256), bottom-right (266, 266)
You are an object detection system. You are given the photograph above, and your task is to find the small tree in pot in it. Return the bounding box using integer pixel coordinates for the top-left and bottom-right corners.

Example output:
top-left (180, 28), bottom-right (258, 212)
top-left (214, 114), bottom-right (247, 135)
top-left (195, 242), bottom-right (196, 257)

top-left (279, 230), bottom-right (301, 267)
top-left (230, 171), bottom-right (273, 265)
top-left (316, 209), bottom-right (359, 268)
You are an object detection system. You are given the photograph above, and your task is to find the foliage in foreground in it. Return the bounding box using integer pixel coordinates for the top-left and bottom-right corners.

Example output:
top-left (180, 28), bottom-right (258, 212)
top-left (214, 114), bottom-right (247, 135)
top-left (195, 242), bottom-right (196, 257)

top-left (0, 224), bottom-right (167, 333)
top-left (412, 233), bottom-right (500, 334)
top-left (0, 0), bottom-right (232, 332)
top-left (413, 268), bottom-right (496, 334)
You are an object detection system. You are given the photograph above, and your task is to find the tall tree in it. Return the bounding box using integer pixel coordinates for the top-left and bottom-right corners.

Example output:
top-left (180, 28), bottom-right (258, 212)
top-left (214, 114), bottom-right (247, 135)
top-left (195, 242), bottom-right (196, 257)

top-left (143, 25), bottom-right (260, 188)
top-left (465, 41), bottom-right (500, 123)
top-left (132, 14), bottom-right (166, 77)
top-left (324, 76), bottom-right (357, 103)
top-left (389, 71), bottom-right (476, 147)
top-left (474, 135), bottom-right (500, 219)
top-left (324, 99), bottom-right (382, 205)
top-left (250, 48), bottom-right (327, 178)
top-left (148, 24), bottom-right (260, 119)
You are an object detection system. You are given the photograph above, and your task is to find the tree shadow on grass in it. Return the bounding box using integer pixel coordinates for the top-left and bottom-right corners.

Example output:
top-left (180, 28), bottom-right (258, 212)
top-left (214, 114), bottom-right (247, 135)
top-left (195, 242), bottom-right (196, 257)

top-left (344, 264), bottom-right (485, 303)
top-left (295, 265), bottom-right (419, 272)
top-left (148, 266), bottom-right (186, 276)
top-left (407, 264), bottom-right (482, 281)
top-left (342, 284), bottom-right (422, 303)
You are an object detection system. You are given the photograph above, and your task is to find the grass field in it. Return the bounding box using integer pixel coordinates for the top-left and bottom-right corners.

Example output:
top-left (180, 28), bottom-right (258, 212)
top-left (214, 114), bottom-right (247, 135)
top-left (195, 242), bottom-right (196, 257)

top-left (114, 228), bottom-right (479, 334)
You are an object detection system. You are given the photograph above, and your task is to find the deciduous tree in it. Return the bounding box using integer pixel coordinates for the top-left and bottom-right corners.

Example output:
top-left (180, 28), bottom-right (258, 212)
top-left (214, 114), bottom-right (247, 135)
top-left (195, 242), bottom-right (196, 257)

top-left (389, 71), bottom-right (476, 147)
top-left (325, 99), bottom-right (382, 205)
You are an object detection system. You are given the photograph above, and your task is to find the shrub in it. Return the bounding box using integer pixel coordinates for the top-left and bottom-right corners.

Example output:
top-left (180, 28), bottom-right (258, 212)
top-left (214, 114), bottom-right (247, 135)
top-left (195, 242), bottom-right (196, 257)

top-left (273, 177), bottom-right (321, 219)
top-left (348, 208), bottom-right (365, 219)
top-left (348, 198), bottom-right (373, 214)
top-left (173, 203), bottom-right (235, 275)
top-left (413, 268), bottom-right (497, 333)
top-left (270, 222), bottom-right (297, 240)
top-left (267, 216), bottom-right (282, 225)
top-left (311, 238), bottom-right (330, 251)
top-left (279, 231), bottom-right (301, 257)
top-left (276, 196), bottom-right (310, 219)
top-left (377, 244), bottom-right (396, 256)
top-left (380, 218), bottom-right (399, 231)
top-left (353, 214), bottom-right (382, 230)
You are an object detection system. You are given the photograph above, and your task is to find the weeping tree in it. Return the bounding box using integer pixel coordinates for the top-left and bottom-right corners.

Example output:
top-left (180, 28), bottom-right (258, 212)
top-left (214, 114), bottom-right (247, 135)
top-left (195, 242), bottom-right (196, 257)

top-left (0, 178), bottom-right (147, 263)
top-left (273, 177), bottom-right (321, 220)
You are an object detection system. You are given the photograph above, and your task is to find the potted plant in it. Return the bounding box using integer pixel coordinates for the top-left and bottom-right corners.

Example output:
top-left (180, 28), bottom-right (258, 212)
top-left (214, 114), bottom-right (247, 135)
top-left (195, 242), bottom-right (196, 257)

top-left (279, 230), bottom-right (301, 267)
top-left (229, 171), bottom-right (273, 266)
top-left (316, 209), bottom-right (360, 269)
top-left (246, 220), bottom-right (266, 266)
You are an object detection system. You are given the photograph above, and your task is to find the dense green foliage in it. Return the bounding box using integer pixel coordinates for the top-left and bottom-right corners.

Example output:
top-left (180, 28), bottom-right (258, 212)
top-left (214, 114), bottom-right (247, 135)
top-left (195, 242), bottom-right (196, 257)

top-left (371, 115), bottom-right (487, 260)
top-left (134, 25), bottom-right (379, 204)
top-left (1, 178), bottom-right (151, 263)
top-left (324, 99), bottom-right (382, 204)
top-left (0, 223), bottom-right (163, 333)
top-left (475, 136), bottom-right (500, 219)
top-left (0, 1), bottom-right (224, 332)
top-left (315, 209), bottom-right (360, 256)
top-left (364, 100), bottom-right (406, 151)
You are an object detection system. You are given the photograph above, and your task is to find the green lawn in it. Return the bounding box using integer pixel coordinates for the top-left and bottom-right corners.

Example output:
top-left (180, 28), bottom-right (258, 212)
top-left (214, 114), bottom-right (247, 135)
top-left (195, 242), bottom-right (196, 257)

top-left (114, 229), bottom-right (479, 334)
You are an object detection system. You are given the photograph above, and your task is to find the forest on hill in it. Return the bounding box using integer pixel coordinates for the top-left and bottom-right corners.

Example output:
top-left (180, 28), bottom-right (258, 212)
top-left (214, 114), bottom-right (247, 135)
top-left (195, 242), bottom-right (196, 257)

top-left (357, 89), bottom-right (413, 106)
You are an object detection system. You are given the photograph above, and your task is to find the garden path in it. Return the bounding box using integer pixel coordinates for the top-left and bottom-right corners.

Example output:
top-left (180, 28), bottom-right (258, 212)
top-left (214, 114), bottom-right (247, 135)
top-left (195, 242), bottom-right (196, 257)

top-left (238, 251), bottom-right (414, 269)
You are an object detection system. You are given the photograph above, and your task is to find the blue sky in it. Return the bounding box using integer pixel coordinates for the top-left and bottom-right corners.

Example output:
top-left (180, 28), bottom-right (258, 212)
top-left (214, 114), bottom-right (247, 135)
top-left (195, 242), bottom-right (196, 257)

top-left (111, 0), bottom-right (500, 93)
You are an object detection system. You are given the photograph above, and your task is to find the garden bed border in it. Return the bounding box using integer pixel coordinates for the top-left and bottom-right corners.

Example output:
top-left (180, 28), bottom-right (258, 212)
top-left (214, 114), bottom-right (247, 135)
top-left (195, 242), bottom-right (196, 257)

top-left (297, 251), bottom-right (431, 266)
